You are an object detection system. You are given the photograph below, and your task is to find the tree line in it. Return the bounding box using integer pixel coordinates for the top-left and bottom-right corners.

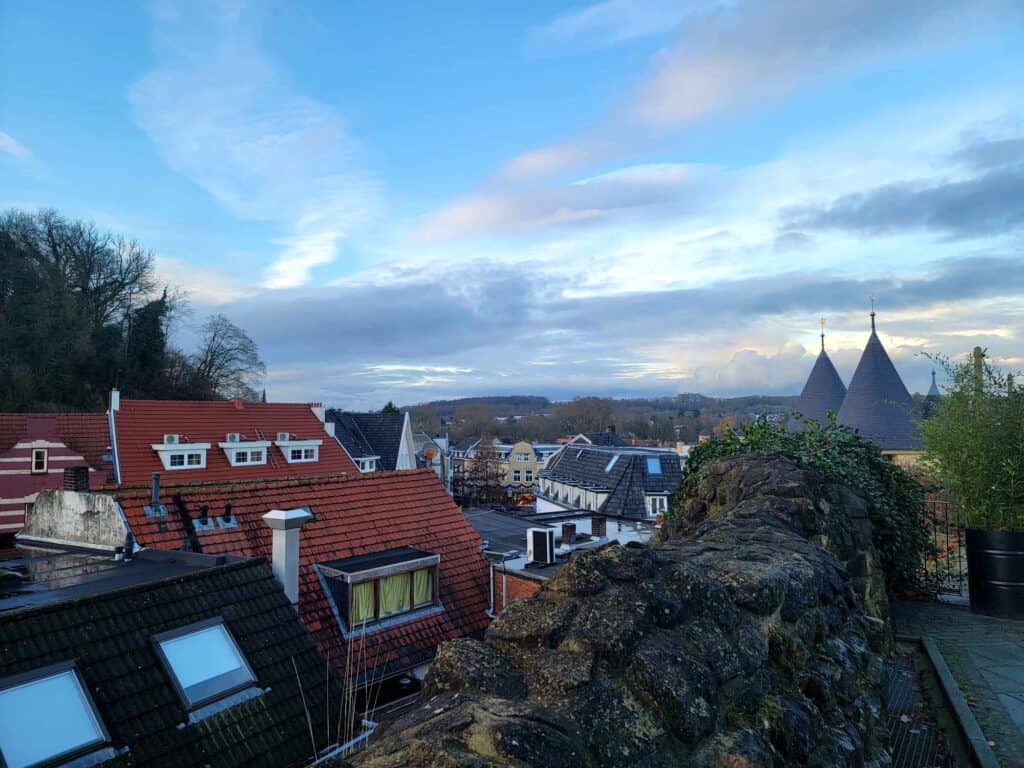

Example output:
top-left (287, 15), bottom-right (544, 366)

top-left (0, 209), bottom-right (265, 411)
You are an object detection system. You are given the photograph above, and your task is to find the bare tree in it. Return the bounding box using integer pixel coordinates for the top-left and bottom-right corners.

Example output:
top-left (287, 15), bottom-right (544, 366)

top-left (464, 438), bottom-right (505, 504)
top-left (191, 314), bottom-right (266, 400)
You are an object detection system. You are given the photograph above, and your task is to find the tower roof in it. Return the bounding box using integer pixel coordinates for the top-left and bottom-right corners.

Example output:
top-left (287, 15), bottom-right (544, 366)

top-left (927, 370), bottom-right (940, 398)
top-left (837, 315), bottom-right (922, 450)
top-left (792, 348), bottom-right (847, 428)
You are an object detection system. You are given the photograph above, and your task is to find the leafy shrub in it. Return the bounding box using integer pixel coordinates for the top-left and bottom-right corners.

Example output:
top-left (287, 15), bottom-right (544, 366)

top-left (670, 415), bottom-right (930, 593)
top-left (922, 349), bottom-right (1024, 531)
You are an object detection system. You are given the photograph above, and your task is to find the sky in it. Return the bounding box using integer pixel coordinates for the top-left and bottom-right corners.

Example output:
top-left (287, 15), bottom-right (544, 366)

top-left (2, 0), bottom-right (1023, 409)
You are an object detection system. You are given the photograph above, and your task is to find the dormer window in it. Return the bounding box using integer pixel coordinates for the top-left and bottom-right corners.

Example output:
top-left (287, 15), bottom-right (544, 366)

top-left (0, 662), bottom-right (110, 768)
top-left (275, 437), bottom-right (322, 464)
top-left (152, 436), bottom-right (210, 470)
top-left (219, 438), bottom-right (270, 467)
top-left (356, 457), bottom-right (379, 473)
top-left (319, 547), bottom-right (440, 633)
top-left (30, 448), bottom-right (47, 474)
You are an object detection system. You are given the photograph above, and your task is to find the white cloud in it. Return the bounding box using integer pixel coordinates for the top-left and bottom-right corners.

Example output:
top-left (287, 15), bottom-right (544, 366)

top-left (129, 1), bottom-right (379, 289)
top-left (527, 0), bottom-right (713, 55)
top-left (0, 131), bottom-right (32, 162)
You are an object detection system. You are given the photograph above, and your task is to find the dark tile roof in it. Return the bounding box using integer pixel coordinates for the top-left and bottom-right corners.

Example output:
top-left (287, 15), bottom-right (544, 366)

top-left (326, 410), bottom-right (404, 470)
top-left (791, 348), bottom-right (847, 428)
top-left (581, 431), bottom-right (630, 447)
top-left (539, 446), bottom-right (681, 520)
top-left (451, 436), bottom-right (480, 453)
top-left (0, 556), bottom-right (342, 768)
top-left (837, 319), bottom-right (922, 450)
top-left (116, 470), bottom-right (490, 684)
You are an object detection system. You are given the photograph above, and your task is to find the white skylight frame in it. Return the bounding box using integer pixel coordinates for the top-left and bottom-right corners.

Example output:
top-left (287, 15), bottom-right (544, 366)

top-left (0, 661), bottom-right (109, 768)
top-left (153, 617), bottom-right (257, 711)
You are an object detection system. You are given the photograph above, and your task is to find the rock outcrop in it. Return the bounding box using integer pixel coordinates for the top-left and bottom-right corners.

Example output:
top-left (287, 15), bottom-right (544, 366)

top-left (353, 455), bottom-right (892, 767)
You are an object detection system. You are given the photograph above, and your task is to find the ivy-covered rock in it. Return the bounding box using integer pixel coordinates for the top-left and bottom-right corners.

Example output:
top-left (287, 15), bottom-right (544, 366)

top-left (354, 454), bottom-right (892, 768)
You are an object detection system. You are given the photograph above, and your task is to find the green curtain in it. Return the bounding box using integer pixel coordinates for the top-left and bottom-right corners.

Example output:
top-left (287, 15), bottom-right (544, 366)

top-left (413, 569), bottom-right (433, 606)
top-left (379, 573), bottom-right (411, 617)
top-left (352, 581), bottom-right (375, 624)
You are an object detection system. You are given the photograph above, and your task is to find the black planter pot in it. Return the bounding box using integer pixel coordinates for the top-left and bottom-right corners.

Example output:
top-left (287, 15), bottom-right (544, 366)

top-left (966, 528), bottom-right (1024, 619)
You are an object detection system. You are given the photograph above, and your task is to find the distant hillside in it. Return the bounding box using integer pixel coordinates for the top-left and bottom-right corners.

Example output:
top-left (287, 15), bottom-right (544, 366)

top-left (404, 395), bottom-right (552, 418)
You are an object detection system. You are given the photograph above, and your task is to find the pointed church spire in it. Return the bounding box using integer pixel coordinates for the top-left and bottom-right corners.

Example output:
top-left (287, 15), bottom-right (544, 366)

top-left (820, 316), bottom-right (826, 352)
top-left (790, 317), bottom-right (846, 430)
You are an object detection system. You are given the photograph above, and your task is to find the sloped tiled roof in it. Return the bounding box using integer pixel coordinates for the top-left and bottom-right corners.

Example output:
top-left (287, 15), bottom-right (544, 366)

top-left (791, 348), bottom-right (847, 428)
top-left (539, 445), bottom-right (681, 519)
top-left (451, 436), bottom-right (480, 453)
top-left (0, 412), bottom-right (110, 467)
top-left (113, 399), bottom-right (356, 485)
top-left (0, 557), bottom-right (341, 768)
top-left (580, 431), bottom-right (630, 447)
top-left (326, 410), bottom-right (404, 470)
top-left (117, 470), bottom-right (490, 682)
top-left (837, 317), bottom-right (922, 450)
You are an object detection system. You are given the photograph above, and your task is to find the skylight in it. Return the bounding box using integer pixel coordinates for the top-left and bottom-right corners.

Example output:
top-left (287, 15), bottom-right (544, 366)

top-left (0, 663), bottom-right (108, 768)
top-left (646, 457), bottom-right (662, 474)
top-left (154, 619), bottom-right (256, 710)
top-left (604, 454), bottom-right (620, 472)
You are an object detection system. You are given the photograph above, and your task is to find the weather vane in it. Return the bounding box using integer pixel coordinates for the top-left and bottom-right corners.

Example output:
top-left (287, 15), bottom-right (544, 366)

top-left (819, 317), bottom-right (826, 351)
top-left (869, 294), bottom-right (876, 330)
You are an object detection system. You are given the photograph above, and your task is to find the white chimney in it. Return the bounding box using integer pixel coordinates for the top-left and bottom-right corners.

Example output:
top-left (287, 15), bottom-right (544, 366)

top-left (263, 507), bottom-right (313, 604)
top-left (110, 388), bottom-right (120, 412)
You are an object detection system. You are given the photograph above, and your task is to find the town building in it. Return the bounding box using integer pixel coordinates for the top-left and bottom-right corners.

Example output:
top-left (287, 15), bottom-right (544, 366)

top-left (0, 412), bottom-right (111, 534)
top-left (790, 328), bottom-right (846, 429)
top-left (108, 393), bottom-right (357, 485)
top-left (537, 444), bottom-right (682, 520)
top-left (326, 409), bottom-right (417, 473)
top-left (465, 507), bottom-right (653, 614)
top-left (2, 496), bottom-right (347, 768)
top-left (837, 312), bottom-right (924, 465)
top-left (114, 469), bottom-right (491, 705)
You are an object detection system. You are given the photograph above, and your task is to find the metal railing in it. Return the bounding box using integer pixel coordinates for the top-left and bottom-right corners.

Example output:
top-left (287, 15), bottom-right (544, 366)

top-left (923, 498), bottom-right (968, 603)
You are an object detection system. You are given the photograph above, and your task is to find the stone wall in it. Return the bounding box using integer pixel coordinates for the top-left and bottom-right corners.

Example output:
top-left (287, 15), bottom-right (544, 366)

top-left (352, 455), bottom-right (891, 767)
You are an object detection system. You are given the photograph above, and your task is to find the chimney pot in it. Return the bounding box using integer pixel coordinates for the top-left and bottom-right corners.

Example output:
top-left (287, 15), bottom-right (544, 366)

top-left (263, 508), bottom-right (314, 604)
top-left (561, 522), bottom-right (576, 546)
top-left (591, 516), bottom-right (607, 538)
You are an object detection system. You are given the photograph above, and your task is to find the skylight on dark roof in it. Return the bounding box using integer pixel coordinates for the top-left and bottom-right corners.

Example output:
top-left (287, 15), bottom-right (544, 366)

top-left (605, 454), bottom-right (620, 472)
top-left (0, 662), bottom-right (109, 768)
top-left (154, 618), bottom-right (256, 710)
top-left (646, 457), bottom-right (662, 474)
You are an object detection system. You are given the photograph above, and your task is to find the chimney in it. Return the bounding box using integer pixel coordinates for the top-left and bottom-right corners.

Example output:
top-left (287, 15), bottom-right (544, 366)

top-left (592, 516), bottom-right (607, 538)
top-left (310, 402), bottom-right (325, 423)
top-left (109, 388), bottom-right (120, 412)
top-left (606, 425), bottom-right (616, 434)
top-left (63, 466), bottom-right (90, 492)
top-left (263, 507), bottom-right (314, 604)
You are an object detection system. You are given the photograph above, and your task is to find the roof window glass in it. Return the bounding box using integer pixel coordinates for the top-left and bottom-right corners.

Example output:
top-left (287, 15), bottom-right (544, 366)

top-left (155, 619), bottom-right (256, 709)
top-left (0, 664), bottom-right (107, 768)
top-left (646, 457), bottom-right (662, 474)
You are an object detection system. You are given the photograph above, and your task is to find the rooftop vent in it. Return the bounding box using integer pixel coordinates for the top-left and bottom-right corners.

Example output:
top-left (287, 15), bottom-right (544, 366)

top-left (526, 528), bottom-right (556, 566)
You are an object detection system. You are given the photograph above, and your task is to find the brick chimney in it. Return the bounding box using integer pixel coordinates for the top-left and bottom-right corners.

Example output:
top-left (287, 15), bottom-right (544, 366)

top-left (263, 508), bottom-right (314, 604)
top-left (63, 466), bottom-right (90, 492)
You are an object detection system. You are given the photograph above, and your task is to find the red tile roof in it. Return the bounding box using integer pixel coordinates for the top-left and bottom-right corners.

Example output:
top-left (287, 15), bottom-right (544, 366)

top-left (117, 469), bottom-right (490, 681)
top-left (112, 399), bottom-right (357, 486)
top-left (0, 412), bottom-right (112, 472)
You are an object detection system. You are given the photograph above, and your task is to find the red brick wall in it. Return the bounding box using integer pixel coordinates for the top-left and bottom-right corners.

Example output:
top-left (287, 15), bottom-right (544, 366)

top-left (492, 569), bottom-right (542, 614)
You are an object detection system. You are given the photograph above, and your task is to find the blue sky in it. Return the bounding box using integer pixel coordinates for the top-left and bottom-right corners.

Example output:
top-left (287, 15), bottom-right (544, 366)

top-left (2, 0), bottom-right (1023, 408)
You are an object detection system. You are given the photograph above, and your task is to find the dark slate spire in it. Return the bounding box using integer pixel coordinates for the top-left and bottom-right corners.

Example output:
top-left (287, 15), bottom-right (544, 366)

top-left (927, 371), bottom-right (940, 398)
top-left (923, 370), bottom-right (941, 417)
top-left (791, 323), bottom-right (846, 429)
top-left (837, 312), bottom-right (922, 450)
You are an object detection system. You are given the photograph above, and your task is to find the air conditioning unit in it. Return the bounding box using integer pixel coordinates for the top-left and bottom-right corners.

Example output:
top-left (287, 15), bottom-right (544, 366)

top-left (277, 432), bottom-right (290, 442)
top-left (163, 434), bottom-right (180, 445)
top-left (526, 528), bottom-right (556, 566)
top-left (226, 432), bottom-right (241, 443)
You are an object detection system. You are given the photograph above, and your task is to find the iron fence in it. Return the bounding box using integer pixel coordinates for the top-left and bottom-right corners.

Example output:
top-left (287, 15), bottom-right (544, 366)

top-left (924, 498), bottom-right (967, 602)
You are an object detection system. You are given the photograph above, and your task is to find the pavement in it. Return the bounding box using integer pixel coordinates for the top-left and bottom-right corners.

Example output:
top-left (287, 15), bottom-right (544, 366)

top-left (894, 600), bottom-right (1024, 767)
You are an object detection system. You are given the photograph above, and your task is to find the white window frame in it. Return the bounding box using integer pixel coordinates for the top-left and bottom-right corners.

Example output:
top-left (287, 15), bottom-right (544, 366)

top-left (525, 470), bottom-right (533, 483)
top-left (30, 448), bottom-right (48, 474)
top-left (219, 441), bottom-right (270, 467)
top-left (512, 469), bottom-right (522, 482)
top-left (275, 438), bottom-right (322, 464)
top-left (152, 442), bottom-right (210, 471)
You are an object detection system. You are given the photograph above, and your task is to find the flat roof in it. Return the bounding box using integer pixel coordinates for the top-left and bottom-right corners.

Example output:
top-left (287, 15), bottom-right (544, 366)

top-left (0, 546), bottom-right (242, 612)
top-left (320, 545), bottom-right (434, 574)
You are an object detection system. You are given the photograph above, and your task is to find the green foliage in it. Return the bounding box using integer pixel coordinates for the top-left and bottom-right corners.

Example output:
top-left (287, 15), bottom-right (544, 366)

top-left (922, 349), bottom-right (1024, 531)
top-left (670, 415), bottom-right (930, 593)
top-left (381, 401), bottom-right (399, 413)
